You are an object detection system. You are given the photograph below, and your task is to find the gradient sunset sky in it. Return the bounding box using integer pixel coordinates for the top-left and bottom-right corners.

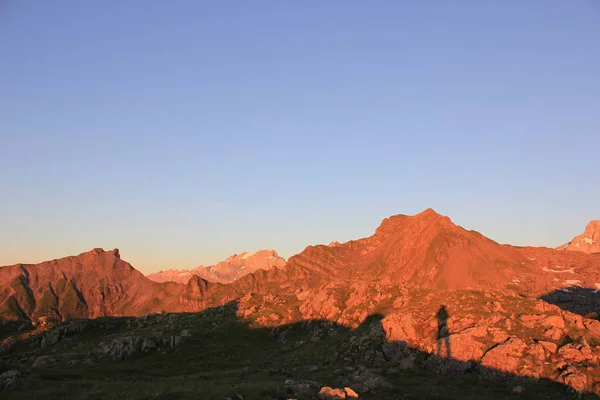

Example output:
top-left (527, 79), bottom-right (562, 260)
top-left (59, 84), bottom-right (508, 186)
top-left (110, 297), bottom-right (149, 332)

top-left (1, 1), bottom-right (599, 274)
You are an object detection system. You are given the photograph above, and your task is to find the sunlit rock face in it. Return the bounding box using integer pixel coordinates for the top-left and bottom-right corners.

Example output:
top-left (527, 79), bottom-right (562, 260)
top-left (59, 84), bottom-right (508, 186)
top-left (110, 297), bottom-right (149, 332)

top-left (558, 220), bottom-right (600, 254)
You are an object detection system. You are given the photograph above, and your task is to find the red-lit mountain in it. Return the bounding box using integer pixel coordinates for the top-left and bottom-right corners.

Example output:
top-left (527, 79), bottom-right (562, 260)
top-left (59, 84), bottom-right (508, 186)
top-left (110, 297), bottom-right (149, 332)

top-left (557, 220), bottom-right (600, 254)
top-left (4, 209), bottom-right (600, 394)
top-left (0, 248), bottom-right (183, 322)
top-left (2, 209), bottom-right (599, 324)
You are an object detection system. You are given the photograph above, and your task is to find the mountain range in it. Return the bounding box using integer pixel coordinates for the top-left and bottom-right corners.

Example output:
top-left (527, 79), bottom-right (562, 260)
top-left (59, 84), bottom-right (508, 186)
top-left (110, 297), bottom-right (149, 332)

top-left (2, 209), bottom-right (599, 323)
top-left (2, 209), bottom-right (600, 397)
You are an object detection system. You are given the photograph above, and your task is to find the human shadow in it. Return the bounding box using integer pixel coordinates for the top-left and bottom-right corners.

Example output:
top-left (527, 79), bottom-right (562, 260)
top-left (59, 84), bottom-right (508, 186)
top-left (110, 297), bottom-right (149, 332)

top-left (1, 302), bottom-right (598, 399)
top-left (541, 286), bottom-right (600, 319)
top-left (436, 305), bottom-right (451, 358)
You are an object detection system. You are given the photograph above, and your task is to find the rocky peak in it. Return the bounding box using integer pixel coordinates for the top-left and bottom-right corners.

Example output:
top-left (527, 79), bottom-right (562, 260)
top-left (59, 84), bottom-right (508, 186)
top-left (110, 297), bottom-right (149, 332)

top-left (84, 248), bottom-right (121, 259)
top-left (583, 220), bottom-right (600, 241)
top-left (557, 220), bottom-right (600, 254)
top-left (374, 208), bottom-right (456, 239)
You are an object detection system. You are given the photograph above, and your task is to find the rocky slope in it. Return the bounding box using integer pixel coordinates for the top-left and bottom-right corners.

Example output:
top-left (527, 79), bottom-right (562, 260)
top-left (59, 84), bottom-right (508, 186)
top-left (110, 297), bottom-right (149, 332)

top-left (558, 220), bottom-right (600, 254)
top-left (146, 249), bottom-right (285, 284)
top-left (1, 302), bottom-right (588, 399)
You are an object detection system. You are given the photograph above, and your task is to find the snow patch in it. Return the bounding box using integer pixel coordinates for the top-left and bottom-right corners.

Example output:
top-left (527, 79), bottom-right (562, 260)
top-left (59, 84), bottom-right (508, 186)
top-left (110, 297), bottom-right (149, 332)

top-left (583, 237), bottom-right (595, 245)
top-left (543, 266), bottom-right (575, 274)
top-left (559, 288), bottom-right (571, 293)
top-left (564, 279), bottom-right (582, 286)
top-left (241, 252), bottom-right (256, 260)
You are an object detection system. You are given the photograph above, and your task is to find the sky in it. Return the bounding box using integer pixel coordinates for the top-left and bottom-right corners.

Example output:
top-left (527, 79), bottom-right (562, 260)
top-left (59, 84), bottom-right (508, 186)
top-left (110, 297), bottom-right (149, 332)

top-left (1, 1), bottom-right (599, 274)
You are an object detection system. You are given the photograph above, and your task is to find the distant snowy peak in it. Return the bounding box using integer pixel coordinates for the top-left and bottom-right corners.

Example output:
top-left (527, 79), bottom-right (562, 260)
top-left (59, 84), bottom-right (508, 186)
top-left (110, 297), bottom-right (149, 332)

top-left (147, 249), bottom-right (286, 284)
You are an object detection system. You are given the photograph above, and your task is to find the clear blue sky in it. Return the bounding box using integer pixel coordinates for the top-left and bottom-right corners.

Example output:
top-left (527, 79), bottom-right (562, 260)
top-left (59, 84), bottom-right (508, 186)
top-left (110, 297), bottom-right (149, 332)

top-left (1, 1), bottom-right (599, 274)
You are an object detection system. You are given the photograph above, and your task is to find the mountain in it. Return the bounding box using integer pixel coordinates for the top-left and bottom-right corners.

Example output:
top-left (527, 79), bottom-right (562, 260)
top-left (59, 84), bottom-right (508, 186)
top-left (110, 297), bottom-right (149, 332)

top-left (146, 249), bottom-right (285, 284)
top-left (3, 209), bottom-right (600, 324)
top-left (0, 248), bottom-right (183, 322)
top-left (557, 220), bottom-right (600, 254)
top-left (218, 209), bottom-right (600, 298)
top-left (4, 209), bottom-right (600, 396)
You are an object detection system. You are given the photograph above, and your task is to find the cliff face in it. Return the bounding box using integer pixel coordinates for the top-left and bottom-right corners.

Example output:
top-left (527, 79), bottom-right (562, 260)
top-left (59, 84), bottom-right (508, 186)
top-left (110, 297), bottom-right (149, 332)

top-left (558, 220), bottom-right (600, 254)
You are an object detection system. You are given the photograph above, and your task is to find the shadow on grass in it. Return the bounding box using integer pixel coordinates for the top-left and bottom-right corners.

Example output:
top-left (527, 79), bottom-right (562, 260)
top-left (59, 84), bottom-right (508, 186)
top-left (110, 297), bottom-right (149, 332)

top-left (1, 301), bottom-right (598, 400)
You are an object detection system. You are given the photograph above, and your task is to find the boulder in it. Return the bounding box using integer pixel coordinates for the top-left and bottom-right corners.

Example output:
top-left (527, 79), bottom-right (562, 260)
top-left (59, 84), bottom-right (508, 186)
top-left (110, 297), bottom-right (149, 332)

top-left (557, 338), bottom-right (594, 362)
top-left (318, 386), bottom-right (347, 399)
top-left (558, 366), bottom-right (588, 392)
top-left (284, 379), bottom-right (316, 394)
top-left (544, 327), bottom-right (563, 341)
top-left (0, 370), bottom-right (21, 391)
top-left (0, 338), bottom-right (16, 355)
top-left (584, 319), bottom-right (600, 335)
top-left (32, 355), bottom-right (56, 367)
top-left (539, 341), bottom-right (557, 354)
top-left (541, 315), bottom-right (565, 330)
top-left (481, 337), bottom-right (527, 372)
top-left (382, 313), bottom-right (417, 344)
top-left (98, 336), bottom-right (143, 360)
top-left (447, 326), bottom-right (488, 361)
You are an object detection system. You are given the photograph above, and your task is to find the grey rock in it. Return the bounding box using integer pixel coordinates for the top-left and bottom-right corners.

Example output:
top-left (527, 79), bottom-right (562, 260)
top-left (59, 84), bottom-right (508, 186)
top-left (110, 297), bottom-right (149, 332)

top-left (0, 370), bottom-right (21, 391)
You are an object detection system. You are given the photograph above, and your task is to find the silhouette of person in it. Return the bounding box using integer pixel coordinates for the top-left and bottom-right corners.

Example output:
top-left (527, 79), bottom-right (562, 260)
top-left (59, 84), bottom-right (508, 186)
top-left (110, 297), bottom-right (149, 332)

top-left (436, 305), bottom-right (451, 357)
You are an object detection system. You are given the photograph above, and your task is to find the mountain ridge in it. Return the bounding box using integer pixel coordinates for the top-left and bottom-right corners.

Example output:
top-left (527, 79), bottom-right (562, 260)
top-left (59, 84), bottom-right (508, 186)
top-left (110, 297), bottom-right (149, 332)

top-left (2, 209), bottom-right (600, 325)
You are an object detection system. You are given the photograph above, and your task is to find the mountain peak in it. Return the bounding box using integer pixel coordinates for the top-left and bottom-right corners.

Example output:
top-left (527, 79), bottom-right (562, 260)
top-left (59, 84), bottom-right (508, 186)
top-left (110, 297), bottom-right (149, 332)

top-left (375, 208), bottom-right (454, 238)
top-left (557, 220), bottom-right (600, 254)
top-left (417, 207), bottom-right (439, 216)
top-left (584, 220), bottom-right (600, 240)
top-left (84, 248), bottom-right (121, 258)
top-left (414, 208), bottom-right (451, 222)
